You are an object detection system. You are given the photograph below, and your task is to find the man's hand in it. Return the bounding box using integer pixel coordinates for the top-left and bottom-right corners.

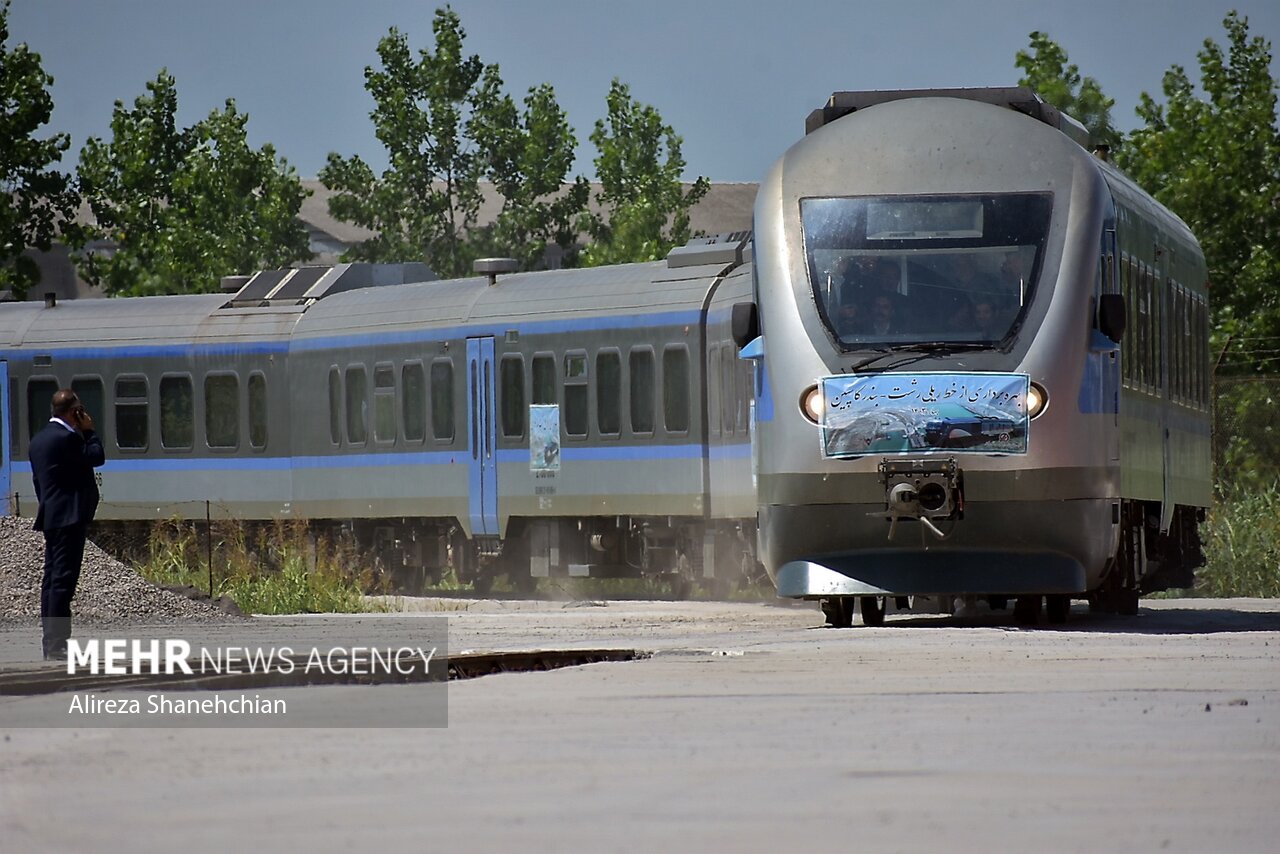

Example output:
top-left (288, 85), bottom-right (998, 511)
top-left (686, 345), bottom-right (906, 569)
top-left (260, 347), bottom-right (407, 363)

top-left (73, 406), bottom-right (95, 433)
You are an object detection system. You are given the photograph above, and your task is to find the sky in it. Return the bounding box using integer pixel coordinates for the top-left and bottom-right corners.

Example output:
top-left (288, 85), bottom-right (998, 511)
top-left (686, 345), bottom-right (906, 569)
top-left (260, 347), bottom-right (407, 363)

top-left (10, 0), bottom-right (1280, 183)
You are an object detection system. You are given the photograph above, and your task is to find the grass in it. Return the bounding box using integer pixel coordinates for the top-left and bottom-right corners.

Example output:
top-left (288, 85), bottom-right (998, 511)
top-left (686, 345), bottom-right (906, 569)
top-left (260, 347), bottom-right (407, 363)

top-left (134, 518), bottom-right (384, 615)
top-left (1196, 484), bottom-right (1280, 598)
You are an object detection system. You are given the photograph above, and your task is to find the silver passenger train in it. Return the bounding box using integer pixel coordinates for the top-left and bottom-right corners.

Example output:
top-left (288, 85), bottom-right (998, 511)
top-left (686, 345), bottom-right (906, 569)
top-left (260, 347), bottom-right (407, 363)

top-left (0, 87), bottom-right (1209, 620)
top-left (745, 88), bottom-right (1210, 624)
top-left (1, 241), bottom-right (759, 596)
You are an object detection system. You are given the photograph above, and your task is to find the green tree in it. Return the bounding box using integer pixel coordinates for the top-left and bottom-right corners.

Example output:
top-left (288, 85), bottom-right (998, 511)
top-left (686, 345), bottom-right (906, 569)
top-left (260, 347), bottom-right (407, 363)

top-left (578, 79), bottom-right (709, 267)
top-left (321, 9), bottom-right (584, 278)
top-left (468, 80), bottom-right (590, 270)
top-left (1119, 12), bottom-right (1280, 357)
top-left (0, 0), bottom-right (79, 299)
top-left (76, 70), bottom-right (311, 296)
top-left (1015, 31), bottom-right (1121, 150)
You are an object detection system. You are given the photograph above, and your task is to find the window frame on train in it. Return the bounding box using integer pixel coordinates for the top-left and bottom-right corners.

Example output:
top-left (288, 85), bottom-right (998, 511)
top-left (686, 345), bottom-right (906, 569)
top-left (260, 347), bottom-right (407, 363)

top-left (248, 371), bottom-right (268, 451)
top-left (345, 364), bottom-right (369, 446)
top-left (662, 344), bottom-right (691, 436)
top-left (373, 362), bottom-right (397, 446)
top-left (401, 360), bottom-right (427, 444)
top-left (26, 376), bottom-right (58, 441)
top-left (114, 375), bottom-right (150, 452)
top-left (563, 350), bottom-right (589, 440)
top-left (204, 371), bottom-right (241, 452)
top-left (430, 357), bottom-right (455, 443)
top-left (596, 348), bottom-right (622, 439)
top-left (500, 354), bottom-right (525, 440)
top-left (159, 373), bottom-right (195, 451)
top-left (629, 346), bottom-right (656, 437)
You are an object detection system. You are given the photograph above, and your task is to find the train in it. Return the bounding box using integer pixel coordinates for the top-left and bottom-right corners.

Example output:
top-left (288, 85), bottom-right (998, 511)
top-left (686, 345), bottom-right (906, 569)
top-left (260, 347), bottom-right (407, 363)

top-left (0, 241), bottom-right (759, 597)
top-left (0, 87), bottom-right (1210, 622)
top-left (747, 88), bottom-right (1210, 625)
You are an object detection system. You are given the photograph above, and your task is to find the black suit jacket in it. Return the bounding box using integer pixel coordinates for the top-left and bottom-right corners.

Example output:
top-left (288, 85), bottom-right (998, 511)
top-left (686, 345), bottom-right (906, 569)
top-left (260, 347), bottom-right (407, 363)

top-left (29, 421), bottom-right (106, 531)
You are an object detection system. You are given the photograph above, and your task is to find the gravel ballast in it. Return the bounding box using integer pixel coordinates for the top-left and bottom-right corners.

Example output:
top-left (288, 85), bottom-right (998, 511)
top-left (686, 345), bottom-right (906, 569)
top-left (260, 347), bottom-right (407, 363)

top-left (0, 516), bottom-right (244, 625)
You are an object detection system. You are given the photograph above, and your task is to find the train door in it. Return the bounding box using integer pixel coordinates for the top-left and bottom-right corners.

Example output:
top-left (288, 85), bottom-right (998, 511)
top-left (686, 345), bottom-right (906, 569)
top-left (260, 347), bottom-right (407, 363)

top-left (0, 360), bottom-right (9, 515)
top-left (466, 337), bottom-right (499, 536)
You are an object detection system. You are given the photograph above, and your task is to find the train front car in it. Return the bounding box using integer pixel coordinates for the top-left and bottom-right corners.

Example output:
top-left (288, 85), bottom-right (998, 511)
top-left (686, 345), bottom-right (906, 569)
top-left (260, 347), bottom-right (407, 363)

top-left (751, 89), bottom-right (1166, 626)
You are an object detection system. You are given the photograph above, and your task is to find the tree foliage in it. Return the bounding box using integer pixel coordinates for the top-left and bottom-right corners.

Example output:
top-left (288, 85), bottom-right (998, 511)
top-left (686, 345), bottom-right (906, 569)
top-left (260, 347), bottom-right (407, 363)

top-left (1118, 12), bottom-right (1280, 362)
top-left (1015, 31), bottom-right (1121, 150)
top-left (0, 0), bottom-right (78, 298)
top-left (75, 70), bottom-right (311, 296)
top-left (321, 9), bottom-right (584, 278)
top-left (578, 80), bottom-right (709, 267)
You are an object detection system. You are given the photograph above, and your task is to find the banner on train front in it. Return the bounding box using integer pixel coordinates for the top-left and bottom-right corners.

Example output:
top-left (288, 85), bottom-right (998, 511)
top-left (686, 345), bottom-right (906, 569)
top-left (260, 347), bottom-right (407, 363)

top-left (819, 372), bottom-right (1030, 457)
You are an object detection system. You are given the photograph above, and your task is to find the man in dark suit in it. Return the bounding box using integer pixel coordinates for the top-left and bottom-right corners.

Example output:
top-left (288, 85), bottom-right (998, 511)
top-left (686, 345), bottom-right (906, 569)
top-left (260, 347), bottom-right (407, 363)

top-left (29, 389), bottom-right (106, 660)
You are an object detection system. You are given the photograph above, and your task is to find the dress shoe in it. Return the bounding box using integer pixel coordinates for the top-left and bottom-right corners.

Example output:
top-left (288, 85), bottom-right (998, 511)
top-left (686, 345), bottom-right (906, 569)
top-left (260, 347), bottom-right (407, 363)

top-left (43, 645), bottom-right (68, 662)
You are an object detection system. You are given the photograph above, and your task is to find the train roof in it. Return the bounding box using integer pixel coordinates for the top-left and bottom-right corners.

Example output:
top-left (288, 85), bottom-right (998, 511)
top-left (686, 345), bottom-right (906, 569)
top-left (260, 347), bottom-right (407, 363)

top-left (293, 257), bottom-right (746, 341)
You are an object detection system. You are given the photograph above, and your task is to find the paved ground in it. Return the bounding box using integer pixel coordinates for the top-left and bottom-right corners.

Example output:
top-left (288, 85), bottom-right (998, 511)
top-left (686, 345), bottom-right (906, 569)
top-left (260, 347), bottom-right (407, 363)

top-left (1, 598), bottom-right (1278, 852)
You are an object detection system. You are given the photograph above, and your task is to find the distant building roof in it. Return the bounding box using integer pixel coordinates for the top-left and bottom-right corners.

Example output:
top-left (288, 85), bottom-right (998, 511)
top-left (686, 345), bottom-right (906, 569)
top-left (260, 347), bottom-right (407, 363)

top-left (23, 181), bottom-right (758, 299)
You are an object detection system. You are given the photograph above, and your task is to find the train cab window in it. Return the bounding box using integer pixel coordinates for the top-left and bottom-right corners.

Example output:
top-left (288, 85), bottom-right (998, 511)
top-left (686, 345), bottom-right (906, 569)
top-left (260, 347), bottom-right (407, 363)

top-left (71, 378), bottom-right (106, 448)
top-left (663, 345), bottom-right (691, 434)
top-left (402, 362), bottom-right (426, 442)
top-left (160, 375), bottom-right (194, 450)
top-left (564, 351), bottom-right (588, 438)
top-left (328, 368), bottom-right (342, 445)
top-left (26, 378), bottom-right (58, 440)
top-left (629, 348), bottom-right (655, 435)
top-left (204, 374), bottom-right (239, 449)
top-left (500, 355), bottom-right (525, 439)
top-left (532, 354), bottom-right (555, 405)
top-left (248, 373), bottom-right (267, 449)
top-left (430, 360), bottom-right (454, 441)
top-left (374, 364), bottom-right (396, 444)
top-left (114, 377), bottom-right (149, 450)
top-left (596, 350), bottom-right (621, 436)
top-left (345, 366), bottom-right (368, 445)
top-left (799, 193), bottom-right (1053, 350)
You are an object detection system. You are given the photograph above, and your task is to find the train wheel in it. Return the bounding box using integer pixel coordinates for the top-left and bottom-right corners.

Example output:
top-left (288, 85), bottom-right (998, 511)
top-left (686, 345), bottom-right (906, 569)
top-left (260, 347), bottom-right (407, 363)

top-left (1114, 588), bottom-right (1140, 616)
top-left (860, 596), bottom-right (887, 627)
top-left (471, 572), bottom-right (494, 597)
top-left (821, 597), bottom-right (853, 628)
top-left (1013, 595), bottom-right (1042, 625)
top-left (1045, 594), bottom-right (1070, 624)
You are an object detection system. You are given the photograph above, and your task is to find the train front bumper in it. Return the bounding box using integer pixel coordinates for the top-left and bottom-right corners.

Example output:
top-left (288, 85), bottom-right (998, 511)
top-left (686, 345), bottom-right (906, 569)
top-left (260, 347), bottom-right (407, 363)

top-left (775, 549), bottom-right (1086, 598)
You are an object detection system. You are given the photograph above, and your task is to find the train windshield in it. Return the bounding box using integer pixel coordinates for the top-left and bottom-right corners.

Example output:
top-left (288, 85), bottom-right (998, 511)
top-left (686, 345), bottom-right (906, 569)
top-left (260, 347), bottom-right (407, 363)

top-left (801, 193), bottom-right (1053, 349)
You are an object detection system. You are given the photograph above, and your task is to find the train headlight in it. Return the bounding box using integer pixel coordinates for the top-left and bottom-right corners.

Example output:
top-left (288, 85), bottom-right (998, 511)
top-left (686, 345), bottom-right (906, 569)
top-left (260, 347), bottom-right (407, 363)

top-left (1026, 382), bottom-right (1049, 420)
top-left (800, 385), bottom-right (824, 424)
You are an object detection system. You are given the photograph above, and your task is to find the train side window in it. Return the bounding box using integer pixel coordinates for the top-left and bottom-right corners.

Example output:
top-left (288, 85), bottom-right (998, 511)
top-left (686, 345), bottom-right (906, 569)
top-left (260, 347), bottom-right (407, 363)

top-left (431, 359), bottom-right (454, 442)
top-left (71, 378), bottom-right (106, 449)
top-left (374, 363), bottom-right (396, 444)
top-left (160, 375), bottom-right (194, 450)
top-left (736, 360), bottom-right (752, 434)
top-left (205, 373), bottom-right (239, 449)
top-left (500, 355), bottom-right (525, 439)
top-left (563, 351), bottom-right (588, 438)
top-left (114, 376), bottom-right (149, 450)
top-left (248, 372), bottom-right (267, 449)
top-left (596, 349), bottom-right (621, 436)
top-left (629, 348), bottom-right (655, 435)
top-left (663, 345), bottom-right (691, 434)
top-left (345, 366), bottom-right (368, 445)
top-left (328, 368), bottom-right (342, 446)
top-left (706, 345), bottom-right (721, 439)
top-left (26, 378), bottom-right (58, 440)
top-left (8, 378), bottom-right (17, 456)
top-left (1120, 257), bottom-right (1133, 385)
top-left (532, 354), bottom-right (555, 405)
top-left (720, 346), bottom-right (736, 435)
top-left (402, 362), bottom-right (426, 442)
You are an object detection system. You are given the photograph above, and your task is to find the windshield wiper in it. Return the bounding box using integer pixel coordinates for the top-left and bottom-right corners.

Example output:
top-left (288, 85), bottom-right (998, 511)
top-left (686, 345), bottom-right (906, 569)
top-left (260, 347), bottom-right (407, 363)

top-left (847, 341), bottom-right (993, 372)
